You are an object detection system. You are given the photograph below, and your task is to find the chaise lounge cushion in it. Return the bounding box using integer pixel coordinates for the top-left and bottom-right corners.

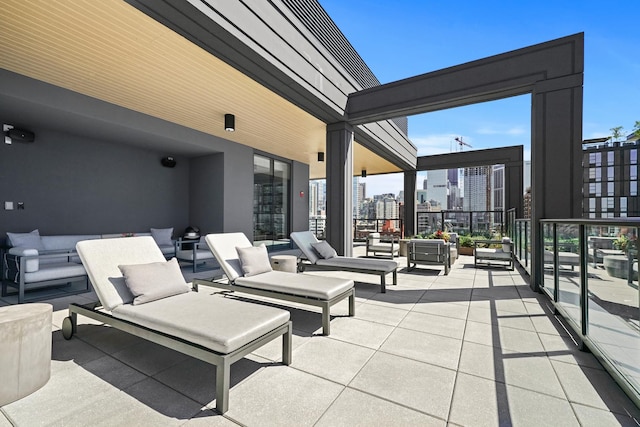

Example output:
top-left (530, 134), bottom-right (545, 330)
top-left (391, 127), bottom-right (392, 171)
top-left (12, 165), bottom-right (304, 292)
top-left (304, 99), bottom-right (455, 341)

top-left (7, 229), bottom-right (45, 250)
top-left (316, 256), bottom-right (396, 273)
top-left (312, 240), bottom-right (337, 259)
top-left (236, 245), bottom-right (272, 277)
top-left (118, 258), bottom-right (189, 305)
top-left (111, 291), bottom-right (290, 354)
top-left (235, 270), bottom-right (352, 300)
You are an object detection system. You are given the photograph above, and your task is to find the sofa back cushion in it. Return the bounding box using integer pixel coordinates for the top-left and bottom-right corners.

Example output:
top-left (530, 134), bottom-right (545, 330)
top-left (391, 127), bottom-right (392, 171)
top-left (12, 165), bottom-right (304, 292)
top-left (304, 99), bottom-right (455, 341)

top-left (7, 229), bottom-right (45, 250)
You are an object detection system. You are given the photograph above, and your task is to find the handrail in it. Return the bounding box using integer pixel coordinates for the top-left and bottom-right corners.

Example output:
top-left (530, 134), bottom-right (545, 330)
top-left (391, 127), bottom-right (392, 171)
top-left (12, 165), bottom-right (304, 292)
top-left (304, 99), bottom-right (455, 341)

top-left (540, 217), bottom-right (640, 226)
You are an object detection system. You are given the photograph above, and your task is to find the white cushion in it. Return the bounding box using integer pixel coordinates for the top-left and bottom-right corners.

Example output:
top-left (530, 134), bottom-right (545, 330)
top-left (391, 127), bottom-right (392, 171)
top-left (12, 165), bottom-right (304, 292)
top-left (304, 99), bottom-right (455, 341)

top-left (290, 231), bottom-right (321, 264)
top-left (8, 248), bottom-right (40, 272)
top-left (312, 240), bottom-right (337, 259)
top-left (236, 245), bottom-right (272, 277)
top-left (502, 237), bottom-right (512, 253)
top-left (7, 229), bottom-right (44, 250)
top-left (118, 257), bottom-right (189, 305)
top-left (150, 228), bottom-right (173, 247)
top-left (236, 270), bottom-right (353, 300)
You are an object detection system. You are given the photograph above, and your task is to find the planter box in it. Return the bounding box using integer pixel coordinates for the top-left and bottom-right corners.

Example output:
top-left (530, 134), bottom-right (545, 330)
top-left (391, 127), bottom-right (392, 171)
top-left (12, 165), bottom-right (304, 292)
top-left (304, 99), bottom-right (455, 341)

top-left (459, 246), bottom-right (474, 256)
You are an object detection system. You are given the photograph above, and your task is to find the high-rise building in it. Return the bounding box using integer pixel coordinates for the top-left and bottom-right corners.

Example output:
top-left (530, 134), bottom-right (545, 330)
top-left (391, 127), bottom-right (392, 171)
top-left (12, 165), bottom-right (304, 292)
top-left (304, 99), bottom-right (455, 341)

top-left (416, 189), bottom-right (428, 204)
top-left (463, 166), bottom-right (491, 211)
top-left (423, 178), bottom-right (428, 190)
top-left (583, 135), bottom-right (640, 218)
top-left (448, 168), bottom-right (459, 186)
top-left (375, 196), bottom-right (399, 230)
top-left (492, 164), bottom-right (505, 224)
top-left (426, 169), bottom-right (448, 210)
top-left (523, 160), bottom-right (531, 194)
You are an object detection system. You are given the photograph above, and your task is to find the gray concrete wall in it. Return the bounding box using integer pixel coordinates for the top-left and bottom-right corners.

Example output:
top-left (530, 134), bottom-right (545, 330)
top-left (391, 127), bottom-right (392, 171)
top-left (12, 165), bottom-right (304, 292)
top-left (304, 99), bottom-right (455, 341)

top-left (0, 127), bottom-right (190, 240)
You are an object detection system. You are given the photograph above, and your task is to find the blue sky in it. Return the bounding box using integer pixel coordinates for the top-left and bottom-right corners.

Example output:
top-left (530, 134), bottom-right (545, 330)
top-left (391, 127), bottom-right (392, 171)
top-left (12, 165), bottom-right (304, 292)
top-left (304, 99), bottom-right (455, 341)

top-left (319, 0), bottom-right (640, 196)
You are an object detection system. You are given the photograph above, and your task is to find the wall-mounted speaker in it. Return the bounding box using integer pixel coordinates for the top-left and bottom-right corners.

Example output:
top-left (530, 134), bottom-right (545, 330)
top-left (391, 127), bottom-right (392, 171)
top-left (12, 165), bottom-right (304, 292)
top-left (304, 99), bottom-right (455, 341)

top-left (161, 156), bottom-right (176, 168)
top-left (7, 128), bottom-right (35, 143)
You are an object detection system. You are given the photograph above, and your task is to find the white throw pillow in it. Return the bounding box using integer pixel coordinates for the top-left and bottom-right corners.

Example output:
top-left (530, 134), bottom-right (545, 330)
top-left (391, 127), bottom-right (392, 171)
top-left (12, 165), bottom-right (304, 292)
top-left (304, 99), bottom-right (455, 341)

top-left (150, 227), bottom-right (174, 247)
top-left (312, 240), bottom-right (337, 259)
top-left (236, 245), bottom-right (272, 277)
top-left (7, 229), bottom-right (45, 250)
top-left (502, 237), bottom-right (512, 253)
top-left (118, 257), bottom-right (190, 305)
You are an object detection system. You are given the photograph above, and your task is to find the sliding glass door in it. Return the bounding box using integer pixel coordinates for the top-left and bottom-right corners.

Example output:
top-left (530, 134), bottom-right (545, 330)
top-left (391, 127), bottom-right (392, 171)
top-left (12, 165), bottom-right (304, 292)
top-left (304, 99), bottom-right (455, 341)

top-left (253, 154), bottom-right (291, 249)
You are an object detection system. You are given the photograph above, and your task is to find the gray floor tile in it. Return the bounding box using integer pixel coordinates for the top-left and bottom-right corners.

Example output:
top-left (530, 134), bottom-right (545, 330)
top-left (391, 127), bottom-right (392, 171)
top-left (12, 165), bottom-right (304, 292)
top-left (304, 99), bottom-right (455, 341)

top-left (0, 414), bottom-right (10, 427)
top-left (183, 412), bottom-right (242, 426)
top-left (327, 317), bottom-right (395, 349)
top-left (224, 366), bottom-right (344, 426)
top-left (350, 352), bottom-right (456, 420)
top-left (399, 310), bottom-right (466, 339)
top-left (250, 328), bottom-right (311, 361)
top-left (463, 320), bottom-right (545, 353)
top-left (419, 288), bottom-right (472, 305)
top-left (315, 387), bottom-right (445, 427)
top-left (111, 339), bottom-right (189, 376)
top-left (52, 330), bottom-right (108, 366)
top-left (355, 301), bottom-right (410, 326)
top-left (458, 341), bottom-right (566, 398)
top-left (291, 336), bottom-right (374, 385)
top-left (411, 300), bottom-right (469, 320)
top-left (538, 333), bottom-right (604, 369)
top-left (78, 324), bottom-right (147, 355)
top-left (449, 372), bottom-right (580, 427)
top-left (380, 327), bottom-right (462, 370)
top-left (121, 377), bottom-right (204, 420)
top-left (466, 305), bottom-right (536, 332)
top-left (551, 360), bottom-right (640, 417)
top-left (571, 402), bottom-right (640, 427)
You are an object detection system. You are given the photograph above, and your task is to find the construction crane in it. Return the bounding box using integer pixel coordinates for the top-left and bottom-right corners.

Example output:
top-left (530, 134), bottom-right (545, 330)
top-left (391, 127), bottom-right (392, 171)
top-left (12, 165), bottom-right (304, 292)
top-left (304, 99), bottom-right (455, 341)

top-left (454, 137), bottom-right (472, 152)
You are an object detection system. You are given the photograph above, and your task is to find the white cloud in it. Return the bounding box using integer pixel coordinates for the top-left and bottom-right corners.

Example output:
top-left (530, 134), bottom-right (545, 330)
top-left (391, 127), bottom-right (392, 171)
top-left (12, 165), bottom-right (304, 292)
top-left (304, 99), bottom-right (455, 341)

top-left (411, 133), bottom-right (471, 156)
top-left (476, 126), bottom-right (526, 136)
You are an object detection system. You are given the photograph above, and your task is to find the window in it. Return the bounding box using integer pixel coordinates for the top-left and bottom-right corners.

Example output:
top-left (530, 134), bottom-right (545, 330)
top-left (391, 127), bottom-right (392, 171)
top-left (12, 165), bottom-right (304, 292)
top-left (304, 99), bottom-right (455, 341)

top-left (631, 149), bottom-right (637, 165)
top-left (631, 165), bottom-right (637, 180)
top-left (253, 154), bottom-right (291, 250)
top-left (589, 198), bottom-right (596, 212)
top-left (607, 182), bottom-right (614, 196)
top-left (607, 151), bottom-right (614, 164)
top-left (607, 166), bottom-right (614, 181)
top-left (631, 181), bottom-right (638, 196)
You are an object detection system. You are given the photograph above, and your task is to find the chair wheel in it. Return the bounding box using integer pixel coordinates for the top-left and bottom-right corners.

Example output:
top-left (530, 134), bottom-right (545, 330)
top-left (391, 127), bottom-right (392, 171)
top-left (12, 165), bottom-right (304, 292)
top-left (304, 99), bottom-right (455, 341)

top-left (62, 316), bottom-right (74, 340)
top-left (297, 263), bottom-right (306, 273)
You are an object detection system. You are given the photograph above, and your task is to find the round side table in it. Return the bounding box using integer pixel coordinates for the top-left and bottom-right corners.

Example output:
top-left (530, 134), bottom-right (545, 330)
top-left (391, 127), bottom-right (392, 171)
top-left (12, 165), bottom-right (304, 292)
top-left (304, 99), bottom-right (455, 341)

top-left (0, 303), bottom-right (52, 406)
top-left (270, 255), bottom-right (298, 273)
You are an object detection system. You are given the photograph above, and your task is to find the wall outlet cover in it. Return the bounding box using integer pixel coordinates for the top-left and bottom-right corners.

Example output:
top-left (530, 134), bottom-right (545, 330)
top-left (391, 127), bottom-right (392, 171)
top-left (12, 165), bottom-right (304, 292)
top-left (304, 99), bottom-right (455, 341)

top-left (5, 201), bottom-right (14, 210)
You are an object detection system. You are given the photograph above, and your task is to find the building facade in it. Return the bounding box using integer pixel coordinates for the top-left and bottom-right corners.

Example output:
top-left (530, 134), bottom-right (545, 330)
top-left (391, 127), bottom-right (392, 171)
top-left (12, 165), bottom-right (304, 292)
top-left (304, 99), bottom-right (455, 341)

top-left (583, 137), bottom-right (640, 218)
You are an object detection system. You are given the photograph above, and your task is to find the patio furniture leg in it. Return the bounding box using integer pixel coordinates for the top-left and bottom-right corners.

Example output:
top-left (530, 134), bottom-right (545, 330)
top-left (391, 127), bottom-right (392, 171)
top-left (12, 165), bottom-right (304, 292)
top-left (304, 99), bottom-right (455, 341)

top-left (348, 289), bottom-right (355, 316)
top-left (392, 270), bottom-right (397, 285)
top-left (380, 274), bottom-right (386, 293)
top-left (216, 359), bottom-right (231, 414)
top-left (282, 322), bottom-right (292, 365)
top-left (321, 302), bottom-right (330, 335)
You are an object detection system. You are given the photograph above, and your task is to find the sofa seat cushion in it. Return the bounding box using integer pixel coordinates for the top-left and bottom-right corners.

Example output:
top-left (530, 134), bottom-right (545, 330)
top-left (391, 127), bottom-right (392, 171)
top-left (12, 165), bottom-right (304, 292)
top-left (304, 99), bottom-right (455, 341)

top-left (368, 243), bottom-right (398, 252)
top-left (23, 263), bottom-right (86, 283)
top-left (475, 248), bottom-right (512, 260)
top-left (158, 245), bottom-right (176, 256)
top-left (111, 291), bottom-right (290, 354)
top-left (176, 249), bottom-right (215, 261)
top-left (316, 257), bottom-right (397, 273)
top-left (235, 271), bottom-right (353, 300)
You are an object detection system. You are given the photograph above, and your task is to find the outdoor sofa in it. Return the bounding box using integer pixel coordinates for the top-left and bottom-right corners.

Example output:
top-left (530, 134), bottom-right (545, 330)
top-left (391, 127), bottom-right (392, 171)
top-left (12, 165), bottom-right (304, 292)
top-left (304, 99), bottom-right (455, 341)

top-left (63, 236), bottom-right (292, 414)
top-left (290, 231), bottom-right (398, 293)
top-left (406, 239), bottom-right (450, 275)
top-left (2, 228), bottom-right (176, 303)
top-left (474, 237), bottom-right (514, 270)
top-left (365, 232), bottom-right (398, 258)
top-left (196, 233), bottom-right (355, 336)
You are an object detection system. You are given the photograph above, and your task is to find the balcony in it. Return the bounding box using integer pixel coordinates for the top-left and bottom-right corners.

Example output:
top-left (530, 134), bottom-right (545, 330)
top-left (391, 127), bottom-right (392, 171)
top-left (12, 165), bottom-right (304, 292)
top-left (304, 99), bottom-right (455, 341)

top-left (1, 243), bottom-right (638, 425)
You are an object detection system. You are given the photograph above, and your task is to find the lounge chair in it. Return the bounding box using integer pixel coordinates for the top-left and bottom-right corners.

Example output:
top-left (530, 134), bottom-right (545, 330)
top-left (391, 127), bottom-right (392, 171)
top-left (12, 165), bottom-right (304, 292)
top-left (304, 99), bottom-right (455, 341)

top-left (290, 231), bottom-right (398, 293)
top-left (196, 233), bottom-right (355, 336)
top-left (63, 236), bottom-right (292, 414)
top-left (407, 239), bottom-right (450, 274)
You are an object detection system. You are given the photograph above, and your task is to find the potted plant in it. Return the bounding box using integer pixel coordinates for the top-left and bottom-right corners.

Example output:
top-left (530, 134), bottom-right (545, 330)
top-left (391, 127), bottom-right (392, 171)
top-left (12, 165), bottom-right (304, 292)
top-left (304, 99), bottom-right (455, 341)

top-left (458, 235), bottom-right (474, 255)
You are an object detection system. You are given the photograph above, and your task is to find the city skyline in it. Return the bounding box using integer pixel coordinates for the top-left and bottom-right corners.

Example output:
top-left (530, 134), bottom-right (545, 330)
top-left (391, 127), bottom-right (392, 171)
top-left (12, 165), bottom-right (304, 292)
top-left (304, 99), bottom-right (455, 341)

top-left (319, 0), bottom-right (640, 196)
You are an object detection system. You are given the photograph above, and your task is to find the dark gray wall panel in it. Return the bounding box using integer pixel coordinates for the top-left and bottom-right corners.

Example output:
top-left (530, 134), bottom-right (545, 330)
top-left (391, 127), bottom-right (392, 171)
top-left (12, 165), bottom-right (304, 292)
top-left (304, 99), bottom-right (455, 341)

top-left (189, 153), bottom-right (225, 235)
top-left (0, 127), bottom-right (189, 239)
top-left (292, 160), bottom-right (310, 233)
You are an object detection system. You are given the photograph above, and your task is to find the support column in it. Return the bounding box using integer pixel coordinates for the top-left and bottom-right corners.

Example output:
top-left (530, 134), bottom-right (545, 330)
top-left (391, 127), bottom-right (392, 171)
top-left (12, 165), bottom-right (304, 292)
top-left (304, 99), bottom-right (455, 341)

top-left (504, 155), bottom-right (524, 217)
top-left (326, 122), bottom-right (354, 256)
top-left (403, 170), bottom-right (416, 237)
top-left (531, 77), bottom-right (583, 291)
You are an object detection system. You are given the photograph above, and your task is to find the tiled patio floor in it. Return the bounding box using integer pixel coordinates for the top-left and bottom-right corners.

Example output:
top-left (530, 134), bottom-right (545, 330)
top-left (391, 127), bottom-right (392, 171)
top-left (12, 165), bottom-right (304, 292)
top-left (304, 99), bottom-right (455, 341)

top-left (1, 253), bottom-right (639, 426)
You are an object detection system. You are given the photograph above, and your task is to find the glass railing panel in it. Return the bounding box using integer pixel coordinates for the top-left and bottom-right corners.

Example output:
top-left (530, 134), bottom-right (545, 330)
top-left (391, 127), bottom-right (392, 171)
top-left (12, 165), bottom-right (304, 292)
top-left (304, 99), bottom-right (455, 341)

top-left (555, 224), bottom-right (581, 328)
top-left (585, 225), bottom-right (640, 397)
top-left (541, 222), bottom-right (556, 299)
